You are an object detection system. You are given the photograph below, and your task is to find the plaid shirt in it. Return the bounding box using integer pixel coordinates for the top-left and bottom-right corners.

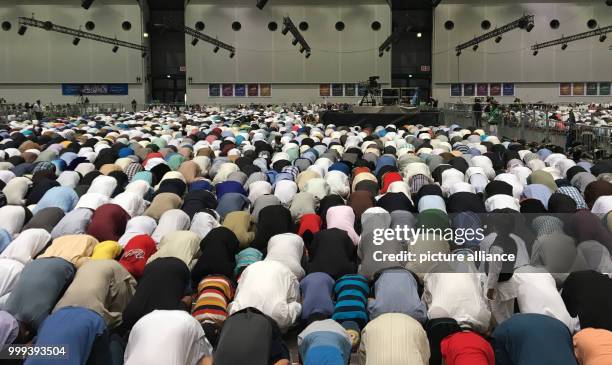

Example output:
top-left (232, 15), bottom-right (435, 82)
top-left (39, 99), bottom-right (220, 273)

top-left (558, 186), bottom-right (588, 210)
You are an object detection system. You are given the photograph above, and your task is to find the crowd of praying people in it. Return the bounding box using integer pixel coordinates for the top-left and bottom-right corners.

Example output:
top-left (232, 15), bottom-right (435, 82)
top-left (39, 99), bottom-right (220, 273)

top-left (0, 105), bottom-right (611, 365)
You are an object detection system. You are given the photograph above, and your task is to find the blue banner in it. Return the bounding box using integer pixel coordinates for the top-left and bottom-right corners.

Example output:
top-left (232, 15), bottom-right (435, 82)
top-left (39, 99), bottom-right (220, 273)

top-left (502, 83), bottom-right (515, 96)
top-left (234, 84), bottom-right (246, 97)
top-left (62, 84), bottom-right (129, 96)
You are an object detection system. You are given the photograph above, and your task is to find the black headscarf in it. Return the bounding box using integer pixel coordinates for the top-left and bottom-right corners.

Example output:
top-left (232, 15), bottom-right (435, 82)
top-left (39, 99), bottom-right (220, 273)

top-left (156, 178), bottom-right (187, 198)
top-left (252, 205), bottom-right (293, 251)
top-left (191, 227), bottom-right (240, 286)
top-left (26, 178), bottom-right (60, 205)
top-left (214, 307), bottom-right (289, 365)
top-left (306, 228), bottom-right (357, 280)
top-left (520, 199), bottom-right (548, 214)
top-left (354, 180), bottom-right (379, 197)
top-left (376, 192), bottom-right (416, 213)
top-left (415, 184), bottom-right (443, 204)
top-left (562, 270), bottom-right (612, 331)
top-left (181, 190), bottom-right (218, 219)
top-left (447, 192), bottom-right (486, 213)
top-left (120, 257), bottom-right (191, 333)
top-left (485, 180), bottom-right (514, 198)
top-left (548, 193), bottom-right (577, 214)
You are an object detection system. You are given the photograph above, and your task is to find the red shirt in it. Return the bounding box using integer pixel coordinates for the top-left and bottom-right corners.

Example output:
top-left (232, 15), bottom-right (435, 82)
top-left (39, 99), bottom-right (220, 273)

top-left (441, 331), bottom-right (495, 365)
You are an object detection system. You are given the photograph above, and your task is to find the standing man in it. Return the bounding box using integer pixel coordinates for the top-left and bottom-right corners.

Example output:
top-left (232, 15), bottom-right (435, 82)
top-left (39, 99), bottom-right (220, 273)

top-left (473, 98), bottom-right (482, 128)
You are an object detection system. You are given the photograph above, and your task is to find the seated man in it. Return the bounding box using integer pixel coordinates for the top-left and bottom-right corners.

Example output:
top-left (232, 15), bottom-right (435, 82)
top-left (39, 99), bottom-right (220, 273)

top-left (124, 310), bottom-right (213, 365)
top-left (331, 274), bottom-right (370, 347)
top-left (562, 270), bottom-right (612, 331)
top-left (298, 319), bottom-right (352, 365)
top-left (214, 307), bottom-right (290, 365)
top-left (300, 272), bottom-right (335, 325)
top-left (359, 313), bottom-right (430, 365)
top-left (492, 313), bottom-right (578, 365)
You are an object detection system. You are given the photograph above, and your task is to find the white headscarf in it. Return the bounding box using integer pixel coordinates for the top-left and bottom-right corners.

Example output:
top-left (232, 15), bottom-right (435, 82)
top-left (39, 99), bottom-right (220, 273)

top-left (2, 177), bottom-right (32, 206)
top-left (264, 233), bottom-right (305, 280)
top-left (441, 168), bottom-right (465, 197)
top-left (484, 194), bottom-right (520, 212)
top-left (326, 205), bottom-right (360, 245)
top-left (591, 196), bottom-right (612, 217)
top-left (303, 178), bottom-right (330, 201)
top-left (247, 181), bottom-right (272, 203)
top-left (125, 180), bottom-right (151, 198)
top-left (325, 171), bottom-right (350, 198)
top-left (189, 212), bottom-right (220, 239)
top-left (0, 228), bottom-right (50, 264)
top-left (111, 192), bottom-right (147, 217)
top-left (87, 175), bottom-right (118, 197)
top-left (274, 180), bottom-right (298, 206)
top-left (151, 209), bottom-right (191, 243)
top-left (75, 193), bottom-right (110, 211)
top-left (118, 216), bottom-right (158, 247)
top-left (0, 206), bottom-right (26, 236)
top-left (56, 171), bottom-right (81, 188)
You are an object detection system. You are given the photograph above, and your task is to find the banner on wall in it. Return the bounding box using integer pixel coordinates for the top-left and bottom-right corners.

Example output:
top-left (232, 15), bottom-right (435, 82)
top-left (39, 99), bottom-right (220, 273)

top-left (586, 83), bottom-right (598, 96)
top-left (477, 84), bottom-right (489, 96)
top-left (489, 83), bottom-right (502, 96)
top-left (600, 83), bottom-right (611, 96)
top-left (260, 84), bottom-right (272, 97)
top-left (222, 84), bottom-right (234, 97)
top-left (573, 83), bottom-right (585, 96)
top-left (332, 84), bottom-right (344, 97)
top-left (450, 84), bottom-right (462, 97)
top-left (357, 84), bottom-right (367, 96)
top-left (62, 84), bottom-right (128, 96)
top-left (248, 84), bottom-right (259, 97)
top-left (209, 84), bottom-right (221, 97)
top-left (344, 83), bottom-right (356, 97)
top-left (502, 83), bottom-right (514, 96)
top-left (559, 83), bottom-right (572, 96)
top-left (234, 84), bottom-right (246, 97)
top-left (320, 84), bottom-right (331, 97)
top-left (463, 84), bottom-right (475, 96)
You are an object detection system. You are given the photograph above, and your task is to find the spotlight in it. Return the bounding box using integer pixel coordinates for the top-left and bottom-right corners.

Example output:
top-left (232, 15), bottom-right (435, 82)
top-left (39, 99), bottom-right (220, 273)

top-left (112, 45), bottom-right (119, 53)
top-left (18, 25), bottom-right (27, 35)
top-left (416, 32), bottom-right (422, 38)
top-left (533, 50), bottom-right (538, 56)
top-left (281, 25), bottom-right (289, 35)
top-left (229, 52), bottom-right (235, 58)
top-left (43, 21), bottom-right (53, 31)
top-left (191, 38), bottom-right (198, 46)
top-left (495, 36), bottom-right (502, 43)
top-left (600, 34), bottom-right (607, 42)
top-left (561, 43), bottom-right (567, 50)
top-left (299, 46), bottom-right (305, 53)
top-left (81, 0), bottom-right (94, 10)
top-left (473, 44), bottom-right (478, 51)
top-left (526, 22), bottom-right (534, 32)
top-left (213, 46), bottom-right (219, 53)
top-left (385, 46), bottom-right (391, 52)
top-left (456, 50), bottom-right (461, 56)
top-left (167, 74), bottom-right (171, 79)
top-left (143, 32), bottom-right (149, 38)
top-left (72, 37), bottom-right (80, 46)
top-left (141, 52), bottom-right (147, 58)
top-left (408, 74), bottom-right (413, 78)
top-left (305, 52), bottom-right (311, 59)
top-left (292, 38), bottom-right (298, 46)
top-left (256, 0), bottom-right (268, 10)
top-left (379, 51), bottom-right (384, 57)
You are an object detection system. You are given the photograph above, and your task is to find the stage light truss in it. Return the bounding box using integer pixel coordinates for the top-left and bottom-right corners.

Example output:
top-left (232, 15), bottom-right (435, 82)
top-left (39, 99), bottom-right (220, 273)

top-left (282, 16), bottom-right (311, 57)
top-left (18, 16), bottom-right (148, 53)
top-left (184, 26), bottom-right (236, 56)
top-left (455, 15), bottom-right (534, 53)
top-left (531, 25), bottom-right (612, 51)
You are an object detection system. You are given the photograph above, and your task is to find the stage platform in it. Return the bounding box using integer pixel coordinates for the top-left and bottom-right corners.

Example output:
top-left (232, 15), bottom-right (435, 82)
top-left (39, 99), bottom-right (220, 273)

top-left (319, 106), bottom-right (442, 127)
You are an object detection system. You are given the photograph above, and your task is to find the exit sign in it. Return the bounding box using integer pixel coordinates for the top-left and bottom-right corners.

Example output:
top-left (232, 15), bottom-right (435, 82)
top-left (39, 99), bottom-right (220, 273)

top-left (420, 65), bottom-right (431, 72)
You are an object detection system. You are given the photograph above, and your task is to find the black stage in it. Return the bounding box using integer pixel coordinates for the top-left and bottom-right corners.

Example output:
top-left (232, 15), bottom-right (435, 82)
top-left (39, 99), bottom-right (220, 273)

top-left (319, 106), bottom-right (442, 127)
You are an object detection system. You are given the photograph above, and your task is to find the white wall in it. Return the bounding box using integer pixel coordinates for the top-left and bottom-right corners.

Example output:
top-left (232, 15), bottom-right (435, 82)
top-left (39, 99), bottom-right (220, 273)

top-left (432, 0), bottom-right (612, 103)
top-left (0, 0), bottom-right (146, 104)
top-left (185, 0), bottom-right (391, 104)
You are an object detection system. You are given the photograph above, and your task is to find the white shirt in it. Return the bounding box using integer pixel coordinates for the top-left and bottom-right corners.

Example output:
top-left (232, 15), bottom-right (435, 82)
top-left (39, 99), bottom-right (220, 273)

top-left (229, 260), bottom-right (301, 333)
top-left (513, 265), bottom-right (580, 333)
top-left (423, 267), bottom-right (491, 333)
top-left (124, 310), bottom-right (212, 365)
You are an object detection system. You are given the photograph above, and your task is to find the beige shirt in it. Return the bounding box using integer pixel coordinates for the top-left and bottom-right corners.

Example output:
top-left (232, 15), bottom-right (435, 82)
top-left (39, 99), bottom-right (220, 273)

top-left (359, 313), bottom-right (430, 365)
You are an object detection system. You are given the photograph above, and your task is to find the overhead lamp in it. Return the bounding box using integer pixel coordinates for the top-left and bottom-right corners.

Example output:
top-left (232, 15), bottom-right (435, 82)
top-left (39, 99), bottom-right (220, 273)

top-left (191, 38), bottom-right (198, 46)
top-left (72, 37), bottom-right (80, 45)
top-left (112, 45), bottom-right (119, 53)
top-left (495, 35), bottom-right (502, 43)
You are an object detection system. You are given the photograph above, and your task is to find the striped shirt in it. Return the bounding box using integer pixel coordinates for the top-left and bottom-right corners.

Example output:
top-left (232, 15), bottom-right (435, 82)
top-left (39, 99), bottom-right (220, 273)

top-left (332, 274), bottom-right (370, 329)
top-left (192, 275), bottom-right (234, 324)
